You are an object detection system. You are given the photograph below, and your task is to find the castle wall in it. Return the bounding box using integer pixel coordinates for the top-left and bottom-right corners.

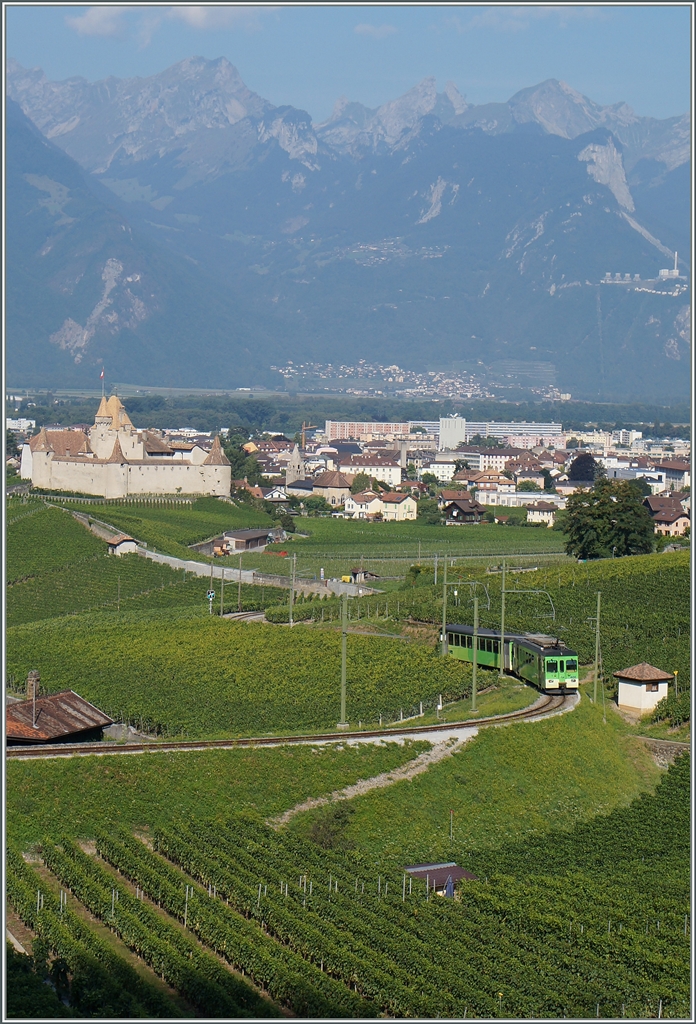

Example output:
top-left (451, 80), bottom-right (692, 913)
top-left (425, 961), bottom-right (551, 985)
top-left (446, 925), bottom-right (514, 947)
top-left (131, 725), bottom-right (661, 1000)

top-left (45, 458), bottom-right (111, 496)
top-left (125, 463), bottom-right (231, 496)
top-left (35, 457), bottom-right (230, 497)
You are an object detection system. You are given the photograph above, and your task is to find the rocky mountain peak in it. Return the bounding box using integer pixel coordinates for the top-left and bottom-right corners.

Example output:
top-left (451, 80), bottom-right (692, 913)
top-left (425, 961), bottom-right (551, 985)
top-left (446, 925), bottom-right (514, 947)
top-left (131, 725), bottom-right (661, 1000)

top-left (508, 78), bottom-right (639, 139)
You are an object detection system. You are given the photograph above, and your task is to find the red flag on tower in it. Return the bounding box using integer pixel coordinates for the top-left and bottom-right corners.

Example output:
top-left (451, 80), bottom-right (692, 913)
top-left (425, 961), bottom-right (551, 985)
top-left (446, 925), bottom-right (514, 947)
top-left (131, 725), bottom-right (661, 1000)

top-left (100, 368), bottom-right (104, 379)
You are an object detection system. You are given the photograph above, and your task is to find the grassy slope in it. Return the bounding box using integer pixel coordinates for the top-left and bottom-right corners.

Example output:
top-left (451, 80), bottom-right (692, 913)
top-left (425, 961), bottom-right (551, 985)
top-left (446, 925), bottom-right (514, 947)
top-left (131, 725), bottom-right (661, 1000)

top-left (6, 742), bottom-right (429, 850)
top-left (289, 690), bottom-right (662, 867)
top-left (51, 496), bottom-right (272, 559)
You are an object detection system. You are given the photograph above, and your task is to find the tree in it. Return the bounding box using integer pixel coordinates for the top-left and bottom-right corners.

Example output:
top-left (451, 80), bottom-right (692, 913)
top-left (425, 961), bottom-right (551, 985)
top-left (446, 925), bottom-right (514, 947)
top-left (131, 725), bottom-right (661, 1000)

top-left (469, 434), bottom-right (503, 448)
top-left (303, 495), bottom-right (332, 515)
top-left (417, 498), bottom-right (442, 524)
top-left (350, 472), bottom-right (371, 494)
top-left (563, 479), bottom-right (654, 559)
top-left (6, 429), bottom-right (20, 458)
top-left (541, 468), bottom-right (556, 492)
top-left (567, 452), bottom-right (600, 481)
top-left (421, 472), bottom-right (438, 485)
top-left (518, 480), bottom-right (542, 492)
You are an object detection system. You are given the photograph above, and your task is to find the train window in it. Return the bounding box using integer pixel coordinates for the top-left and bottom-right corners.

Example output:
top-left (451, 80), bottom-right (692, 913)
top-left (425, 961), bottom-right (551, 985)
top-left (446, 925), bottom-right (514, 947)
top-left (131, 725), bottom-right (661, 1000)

top-left (546, 660), bottom-right (558, 673)
top-left (493, 641), bottom-right (499, 653)
top-left (454, 634), bottom-right (460, 646)
top-left (486, 639), bottom-right (492, 653)
top-left (559, 661), bottom-right (564, 672)
top-left (566, 660), bottom-right (577, 671)
top-left (466, 635), bottom-right (472, 648)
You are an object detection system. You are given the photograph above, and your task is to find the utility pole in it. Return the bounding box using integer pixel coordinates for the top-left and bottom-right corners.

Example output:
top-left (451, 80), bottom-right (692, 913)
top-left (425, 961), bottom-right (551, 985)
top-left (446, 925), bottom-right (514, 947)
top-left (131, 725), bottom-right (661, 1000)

top-left (237, 554), bottom-right (242, 613)
top-left (434, 553), bottom-right (438, 586)
top-left (220, 569), bottom-right (224, 616)
top-left (472, 596), bottom-right (478, 711)
top-left (338, 592), bottom-right (348, 727)
top-left (289, 552), bottom-right (296, 626)
top-left (594, 591), bottom-right (601, 705)
top-left (117, 575), bottom-right (120, 613)
top-left (441, 559), bottom-right (448, 657)
top-left (499, 559), bottom-right (506, 680)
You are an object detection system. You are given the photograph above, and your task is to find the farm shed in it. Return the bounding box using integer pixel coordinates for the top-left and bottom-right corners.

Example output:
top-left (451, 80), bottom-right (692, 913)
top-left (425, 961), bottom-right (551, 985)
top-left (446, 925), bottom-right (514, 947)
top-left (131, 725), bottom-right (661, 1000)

top-left (6, 690), bottom-right (113, 746)
top-left (405, 862), bottom-right (477, 897)
top-left (614, 663), bottom-right (673, 713)
top-left (107, 533), bottom-right (138, 555)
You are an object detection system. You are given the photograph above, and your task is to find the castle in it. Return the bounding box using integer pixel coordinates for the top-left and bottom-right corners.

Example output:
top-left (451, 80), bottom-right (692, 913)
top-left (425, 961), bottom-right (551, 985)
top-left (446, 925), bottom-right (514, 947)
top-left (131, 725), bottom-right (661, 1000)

top-left (21, 395), bottom-right (231, 498)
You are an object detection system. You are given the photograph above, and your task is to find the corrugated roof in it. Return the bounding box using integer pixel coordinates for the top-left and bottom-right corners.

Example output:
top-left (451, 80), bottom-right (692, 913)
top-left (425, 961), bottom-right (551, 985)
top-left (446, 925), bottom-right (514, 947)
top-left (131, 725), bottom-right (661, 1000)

top-left (6, 691), bottom-right (112, 743)
top-left (405, 864), bottom-right (478, 885)
top-left (613, 663), bottom-right (673, 682)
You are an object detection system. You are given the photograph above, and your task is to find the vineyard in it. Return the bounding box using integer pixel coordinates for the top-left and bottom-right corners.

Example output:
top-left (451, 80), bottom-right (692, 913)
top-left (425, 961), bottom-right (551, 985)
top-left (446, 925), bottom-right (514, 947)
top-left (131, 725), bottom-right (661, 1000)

top-left (354, 549), bottom-right (691, 686)
top-left (7, 503), bottom-right (105, 583)
top-left (6, 551), bottom-right (274, 627)
top-left (8, 755), bottom-right (688, 1018)
top-left (6, 612), bottom-right (472, 736)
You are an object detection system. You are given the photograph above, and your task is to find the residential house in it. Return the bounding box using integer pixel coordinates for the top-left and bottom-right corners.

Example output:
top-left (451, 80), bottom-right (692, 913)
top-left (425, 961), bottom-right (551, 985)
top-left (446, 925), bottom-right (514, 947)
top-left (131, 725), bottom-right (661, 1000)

top-left (338, 454), bottom-right (402, 488)
top-left (380, 492), bottom-right (417, 521)
top-left (443, 497), bottom-right (486, 524)
top-left (437, 489), bottom-right (474, 510)
top-left (344, 490), bottom-right (384, 519)
top-left (478, 447), bottom-right (527, 472)
top-left (419, 459), bottom-right (458, 484)
top-left (650, 507), bottom-right (690, 537)
top-left (471, 471), bottom-right (516, 499)
top-left (524, 501), bottom-right (558, 527)
top-left (312, 471), bottom-right (353, 507)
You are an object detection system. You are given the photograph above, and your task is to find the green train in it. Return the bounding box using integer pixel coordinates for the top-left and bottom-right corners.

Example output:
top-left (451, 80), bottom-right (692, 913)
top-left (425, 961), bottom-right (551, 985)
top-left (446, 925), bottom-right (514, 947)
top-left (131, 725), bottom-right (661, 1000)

top-left (444, 624), bottom-right (580, 694)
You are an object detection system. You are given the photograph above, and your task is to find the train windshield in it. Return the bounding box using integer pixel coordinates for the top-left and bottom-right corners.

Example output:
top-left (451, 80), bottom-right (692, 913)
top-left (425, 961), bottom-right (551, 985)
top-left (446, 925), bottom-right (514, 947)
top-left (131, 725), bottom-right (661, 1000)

top-left (546, 660), bottom-right (558, 673)
top-left (565, 660), bottom-right (578, 671)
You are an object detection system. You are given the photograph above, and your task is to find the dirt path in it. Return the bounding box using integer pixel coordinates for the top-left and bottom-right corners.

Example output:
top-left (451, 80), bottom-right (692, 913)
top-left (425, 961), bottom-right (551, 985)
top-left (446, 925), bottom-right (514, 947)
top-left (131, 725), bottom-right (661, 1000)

top-left (268, 731), bottom-right (477, 827)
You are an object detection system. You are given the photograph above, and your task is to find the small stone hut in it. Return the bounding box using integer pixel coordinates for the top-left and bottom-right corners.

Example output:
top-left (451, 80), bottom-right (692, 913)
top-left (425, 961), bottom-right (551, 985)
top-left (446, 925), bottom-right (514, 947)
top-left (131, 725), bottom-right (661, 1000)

top-left (614, 663), bottom-right (673, 713)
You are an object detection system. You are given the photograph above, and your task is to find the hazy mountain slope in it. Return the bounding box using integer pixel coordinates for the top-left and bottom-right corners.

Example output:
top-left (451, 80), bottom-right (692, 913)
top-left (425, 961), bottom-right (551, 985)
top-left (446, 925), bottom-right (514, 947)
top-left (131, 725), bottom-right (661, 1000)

top-left (6, 59), bottom-right (691, 399)
top-left (5, 98), bottom-right (284, 389)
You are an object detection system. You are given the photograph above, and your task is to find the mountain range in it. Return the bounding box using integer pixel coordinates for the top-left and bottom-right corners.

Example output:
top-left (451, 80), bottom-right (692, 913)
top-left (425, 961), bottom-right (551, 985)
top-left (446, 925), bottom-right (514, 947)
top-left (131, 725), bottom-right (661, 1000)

top-left (6, 57), bottom-right (691, 400)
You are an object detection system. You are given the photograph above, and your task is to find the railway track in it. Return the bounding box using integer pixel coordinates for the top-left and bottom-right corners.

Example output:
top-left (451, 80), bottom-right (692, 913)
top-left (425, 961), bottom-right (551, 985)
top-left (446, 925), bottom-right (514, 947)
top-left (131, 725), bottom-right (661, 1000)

top-left (6, 692), bottom-right (576, 760)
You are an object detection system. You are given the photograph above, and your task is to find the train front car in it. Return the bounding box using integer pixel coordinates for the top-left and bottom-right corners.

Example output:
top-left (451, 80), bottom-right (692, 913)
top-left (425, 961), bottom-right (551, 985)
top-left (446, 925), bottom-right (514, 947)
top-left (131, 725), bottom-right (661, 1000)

top-left (514, 634), bottom-right (579, 694)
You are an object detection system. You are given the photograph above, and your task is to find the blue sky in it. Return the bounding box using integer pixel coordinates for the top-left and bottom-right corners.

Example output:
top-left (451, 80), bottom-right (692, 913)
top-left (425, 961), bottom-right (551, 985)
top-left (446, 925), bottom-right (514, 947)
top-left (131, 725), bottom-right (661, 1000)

top-left (5, 4), bottom-right (692, 122)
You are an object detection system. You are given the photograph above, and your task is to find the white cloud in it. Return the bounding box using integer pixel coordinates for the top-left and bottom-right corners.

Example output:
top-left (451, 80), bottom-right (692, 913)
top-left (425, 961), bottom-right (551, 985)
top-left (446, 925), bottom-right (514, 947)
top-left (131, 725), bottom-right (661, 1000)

top-left (448, 5), bottom-right (606, 35)
top-left (66, 5), bottom-right (278, 44)
top-left (66, 6), bottom-right (131, 38)
top-left (167, 5), bottom-right (278, 31)
top-left (354, 24), bottom-right (398, 40)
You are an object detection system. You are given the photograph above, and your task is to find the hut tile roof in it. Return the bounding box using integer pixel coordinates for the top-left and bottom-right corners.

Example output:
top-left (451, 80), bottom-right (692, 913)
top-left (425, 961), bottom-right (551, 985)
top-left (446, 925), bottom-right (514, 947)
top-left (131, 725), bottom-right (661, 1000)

top-left (613, 663), bottom-right (673, 682)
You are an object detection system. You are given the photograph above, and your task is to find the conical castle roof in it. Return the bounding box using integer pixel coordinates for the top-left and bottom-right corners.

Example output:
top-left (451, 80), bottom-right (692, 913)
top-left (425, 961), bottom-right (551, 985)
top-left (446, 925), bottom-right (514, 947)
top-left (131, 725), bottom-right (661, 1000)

top-left (203, 436), bottom-right (231, 466)
top-left (106, 438), bottom-right (127, 465)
